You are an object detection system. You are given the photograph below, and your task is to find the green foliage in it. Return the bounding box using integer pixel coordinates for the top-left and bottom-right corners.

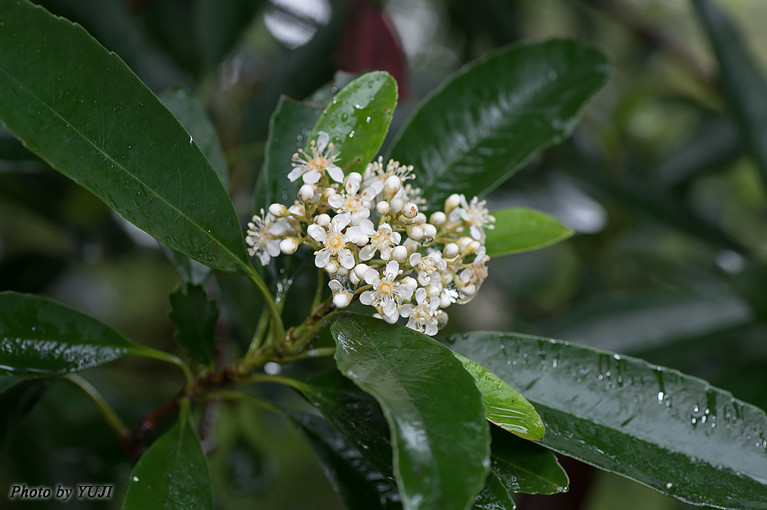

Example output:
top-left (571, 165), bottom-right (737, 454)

top-left (0, 0), bottom-right (765, 508)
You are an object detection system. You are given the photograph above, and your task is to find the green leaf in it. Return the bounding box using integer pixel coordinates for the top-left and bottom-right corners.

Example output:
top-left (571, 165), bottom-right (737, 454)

top-left (122, 411), bottom-right (213, 510)
top-left (447, 332), bottom-right (767, 509)
top-left (331, 314), bottom-right (490, 510)
top-left (168, 284), bottom-right (219, 366)
top-left (694, 0), bottom-right (767, 190)
top-left (310, 71), bottom-right (398, 174)
top-left (162, 246), bottom-right (213, 286)
top-left (0, 375), bottom-right (23, 394)
top-left (472, 472), bottom-right (516, 510)
top-left (0, 0), bottom-right (249, 274)
top-left (254, 96), bottom-right (322, 212)
top-left (485, 208), bottom-right (572, 258)
top-left (0, 378), bottom-right (51, 450)
top-left (0, 291), bottom-right (138, 377)
top-left (489, 425), bottom-right (568, 495)
top-left (388, 39), bottom-right (609, 209)
top-left (159, 87), bottom-right (229, 190)
top-left (193, 0), bottom-right (265, 74)
top-left (453, 352), bottom-right (544, 440)
top-left (291, 412), bottom-right (402, 510)
top-left (295, 371), bottom-right (565, 501)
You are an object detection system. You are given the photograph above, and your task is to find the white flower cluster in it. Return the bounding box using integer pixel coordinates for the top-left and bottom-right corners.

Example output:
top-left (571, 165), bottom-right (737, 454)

top-left (246, 132), bottom-right (495, 336)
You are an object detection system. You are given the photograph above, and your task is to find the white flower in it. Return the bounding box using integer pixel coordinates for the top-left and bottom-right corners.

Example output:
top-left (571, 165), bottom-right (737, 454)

top-left (400, 287), bottom-right (443, 336)
top-left (362, 157), bottom-right (416, 200)
top-left (308, 214), bottom-right (356, 269)
top-left (360, 260), bottom-right (413, 322)
top-left (328, 174), bottom-right (376, 224)
top-left (246, 210), bottom-right (293, 265)
top-left (459, 246), bottom-right (489, 287)
top-left (409, 251), bottom-right (447, 286)
top-left (448, 195), bottom-right (495, 241)
top-left (328, 279), bottom-right (353, 308)
top-left (360, 223), bottom-right (401, 261)
top-left (288, 131), bottom-right (344, 184)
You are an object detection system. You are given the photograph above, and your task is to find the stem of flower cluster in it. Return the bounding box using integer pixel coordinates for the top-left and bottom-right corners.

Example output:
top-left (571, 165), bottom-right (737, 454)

top-left (62, 374), bottom-right (130, 440)
top-left (245, 266), bottom-right (286, 348)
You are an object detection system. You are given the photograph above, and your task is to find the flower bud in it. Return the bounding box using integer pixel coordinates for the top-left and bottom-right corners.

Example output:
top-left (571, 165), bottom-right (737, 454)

top-left (444, 242), bottom-right (459, 258)
top-left (350, 271), bottom-right (361, 285)
top-left (440, 293), bottom-right (452, 308)
top-left (430, 211), bottom-right (446, 226)
top-left (298, 184), bottom-right (315, 202)
top-left (466, 240), bottom-right (481, 254)
top-left (462, 283), bottom-right (476, 296)
top-left (376, 201), bottom-right (391, 215)
top-left (269, 203), bottom-right (289, 217)
top-left (333, 292), bottom-right (351, 308)
top-left (353, 263), bottom-right (370, 280)
top-left (414, 212), bottom-right (427, 225)
top-left (392, 245), bottom-right (408, 262)
top-left (408, 225), bottom-right (424, 241)
top-left (422, 224), bottom-right (437, 240)
top-left (402, 202), bottom-right (418, 219)
top-left (336, 266), bottom-right (349, 277)
top-left (390, 198), bottom-right (404, 214)
top-left (279, 238), bottom-right (298, 254)
top-left (384, 175), bottom-right (401, 198)
top-left (355, 235), bottom-right (369, 247)
top-left (316, 213), bottom-right (331, 227)
top-left (403, 277), bottom-right (418, 291)
top-left (325, 260), bottom-right (339, 275)
top-left (458, 236), bottom-right (473, 250)
top-left (288, 203), bottom-right (305, 216)
top-left (445, 193), bottom-right (461, 213)
top-left (404, 238), bottom-right (419, 253)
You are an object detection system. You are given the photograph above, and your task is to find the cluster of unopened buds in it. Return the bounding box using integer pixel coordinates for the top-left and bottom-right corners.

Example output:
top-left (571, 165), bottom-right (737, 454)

top-left (246, 132), bottom-right (494, 336)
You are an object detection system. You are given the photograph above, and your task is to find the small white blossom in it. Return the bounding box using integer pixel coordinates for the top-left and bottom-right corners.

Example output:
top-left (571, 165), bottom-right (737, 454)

top-left (289, 132), bottom-right (344, 184)
top-left (308, 214), bottom-right (356, 269)
top-left (359, 223), bottom-right (401, 261)
top-left (328, 175), bottom-right (376, 224)
top-left (400, 287), bottom-right (443, 336)
top-left (459, 246), bottom-right (489, 287)
top-left (449, 195), bottom-right (495, 241)
top-left (246, 210), bottom-right (293, 266)
top-left (360, 261), bottom-right (413, 322)
top-left (409, 251), bottom-right (447, 286)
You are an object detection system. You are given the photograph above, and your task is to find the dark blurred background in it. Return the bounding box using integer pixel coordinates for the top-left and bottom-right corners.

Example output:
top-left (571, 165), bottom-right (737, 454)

top-left (1, 0), bottom-right (765, 508)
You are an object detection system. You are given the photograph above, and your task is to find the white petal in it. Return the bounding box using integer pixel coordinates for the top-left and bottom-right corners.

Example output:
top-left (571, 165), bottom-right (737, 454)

top-left (315, 249), bottom-right (330, 268)
top-left (382, 309), bottom-right (399, 323)
top-left (381, 297), bottom-right (396, 317)
top-left (333, 213), bottom-right (351, 230)
top-left (345, 226), bottom-right (362, 242)
top-left (266, 240), bottom-right (281, 257)
top-left (307, 224), bottom-right (327, 242)
top-left (258, 252), bottom-right (271, 266)
top-left (364, 269), bottom-right (380, 285)
top-left (303, 170), bottom-right (321, 184)
top-left (328, 279), bottom-right (343, 292)
top-left (400, 304), bottom-right (413, 318)
top-left (339, 249), bottom-right (356, 269)
top-left (359, 244), bottom-right (375, 261)
top-left (317, 131), bottom-right (330, 152)
top-left (359, 290), bottom-right (375, 305)
top-left (327, 164), bottom-right (345, 183)
top-left (384, 260), bottom-right (400, 279)
top-left (328, 194), bottom-right (344, 209)
top-left (409, 253), bottom-right (422, 266)
top-left (287, 167), bottom-right (303, 182)
top-left (359, 219), bottom-right (375, 235)
top-left (415, 287), bottom-right (427, 304)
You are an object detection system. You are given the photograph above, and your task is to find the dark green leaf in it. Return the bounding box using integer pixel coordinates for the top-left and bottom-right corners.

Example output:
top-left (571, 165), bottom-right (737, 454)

top-left (254, 96), bottom-right (322, 212)
top-left (454, 352), bottom-right (544, 440)
top-left (694, 0), bottom-right (767, 190)
top-left (489, 425), bottom-right (568, 495)
top-left (472, 472), bottom-right (516, 510)
top-left (485, 208), bottom-right (572, 258)
top-left (0, 375), bottom-right (23, 394)
top-left (291, 412), bottom-right (402, 510)
top-left (168, 284), bottom-right (219, 366)
top-left (332, 314), bottom-right (490, 510)
top-left (122, 413), bottom-right (213, 510)
top-left (310, 71), bottom-right (397, 174)
top-left (162, 246), bottom-right (212, 286)
top-left (0, 291), bottom-right (138, 376)
top-left (0, 378), bottom-right (51, 449)
top-left (447, 331), bottom-right (767, 509)
top-left (159, 87), bottom-right (229, 189)
top-left (194, 0), bottom-right (265, 74)
top-left (388, 40), bottom-right (609, 209)
top-left (0, 0), bottom-right (249, 273)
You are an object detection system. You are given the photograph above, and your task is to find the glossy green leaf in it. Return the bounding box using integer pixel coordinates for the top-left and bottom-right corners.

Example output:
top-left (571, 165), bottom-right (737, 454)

top-left (0, 375), bottom-right (23, 394)
top-left (388, 40), bottom-right (609, 209)
top-left (122, 412), bottom-right (213, 510)
top-left (331, 314), bottom-right (490, 510)
top-left (453, 352), bottom-right (544, 440)
top-left (694, 0), bottom-right (767, 189)
top-left (168, 284), bottom-right (219, 366)
top-left (489, 425), bottom-right (568, 495)
top-left (485, 208), bottom-right (572, 258)
top-left (0, 291), bottom-right (139, 376)
top-left (0, 0), bottom-right (249, 274)
top-left (310, 71), bottom-right (397, 174)
top-left (447, 331), bottom-right (767, 509)
top-left (159, 87), bottom-right (229, 190)
top-left (254, 96), bottom-right (322, 212)
top-left (296, 371), bottom-right (566, 501)
top-left (472, 472), bottom-right (516, 510)
top-left (162, 246), bottom-right (212, 286)
top-left (291, 411), bottom-right (402, 510)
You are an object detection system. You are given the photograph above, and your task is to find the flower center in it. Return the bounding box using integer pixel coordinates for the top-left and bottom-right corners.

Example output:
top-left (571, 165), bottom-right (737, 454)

top-left (378, 281), bottom-right (393, 295)
top-left (327, 235), bottom-right (343, 249)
